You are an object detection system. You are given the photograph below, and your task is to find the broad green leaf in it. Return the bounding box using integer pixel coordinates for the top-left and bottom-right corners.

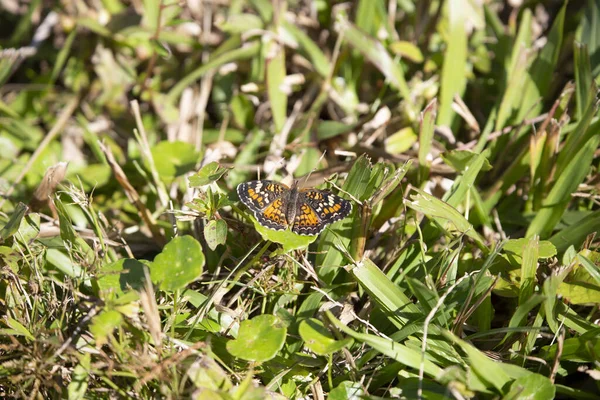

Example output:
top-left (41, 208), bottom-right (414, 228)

top-left (299, 318), bottom-right (353, 355)
top-left (151, 235), bottom-right (205, 292)
top-left (503, 238), bottom-right (556, 259)
top-left (248, 213), bottom-right (317, 253)
top-left (504, 373), bottom-right (555, 400)
top-left (316, 120), bottom-right (355, 141)
top-left (226, 315), bottom-right (287, 362)
top-left (557, 263), bottom-right (600, 305)
top-left (541, 327), bottom-right (600, 363)
top-left (204, 219), bottom-right (228, 251)
top-left (97, 258), bottom-right (147, 298)
top-left (150, 141), bottom-right (199, 182)
top-left (189, 162), bottom-right (230, 187)
top-left (90, 309), bottom-right (123, 348)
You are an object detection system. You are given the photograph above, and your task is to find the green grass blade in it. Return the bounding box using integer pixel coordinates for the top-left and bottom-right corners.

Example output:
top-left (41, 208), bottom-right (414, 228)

top-left (437, 0), bottom-right (468, 127)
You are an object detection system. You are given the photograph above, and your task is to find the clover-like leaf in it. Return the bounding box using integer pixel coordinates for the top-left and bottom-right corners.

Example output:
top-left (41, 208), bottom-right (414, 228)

top-left (226, 314), bottom-right (287, 362)
top-left (150, 235), bottom-right (205, 292)
top-left (299, 318), bottom-right (353, 356)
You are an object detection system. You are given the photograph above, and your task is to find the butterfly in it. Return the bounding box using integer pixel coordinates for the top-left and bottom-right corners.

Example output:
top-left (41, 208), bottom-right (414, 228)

top-left (237, 180), bottom-right (352, 236)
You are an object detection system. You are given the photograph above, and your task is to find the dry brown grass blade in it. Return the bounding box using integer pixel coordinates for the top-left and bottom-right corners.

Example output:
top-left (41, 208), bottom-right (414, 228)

top-left (99, 141), bottom-right (165, 246)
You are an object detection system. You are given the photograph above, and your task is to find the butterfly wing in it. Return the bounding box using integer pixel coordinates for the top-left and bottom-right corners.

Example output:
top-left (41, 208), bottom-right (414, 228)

top-left (292, 189), bottom-right (352, 235)
top-left (237, 180), bottom-right (290, 231)
top-left (237, 180), bottom-right (289, 212)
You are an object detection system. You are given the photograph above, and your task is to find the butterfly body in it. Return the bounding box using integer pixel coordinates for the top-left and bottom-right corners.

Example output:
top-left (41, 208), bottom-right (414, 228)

top-left (237, 180), bottom-right (352, 236)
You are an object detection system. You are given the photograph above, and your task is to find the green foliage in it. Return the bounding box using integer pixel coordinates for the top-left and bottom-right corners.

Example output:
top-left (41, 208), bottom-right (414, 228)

top-left (1, 1), bottom-right (600, 399)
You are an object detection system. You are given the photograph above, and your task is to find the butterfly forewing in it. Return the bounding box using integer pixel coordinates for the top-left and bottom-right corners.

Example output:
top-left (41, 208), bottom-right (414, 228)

top-left (237, 180), bottom-right (289, 212)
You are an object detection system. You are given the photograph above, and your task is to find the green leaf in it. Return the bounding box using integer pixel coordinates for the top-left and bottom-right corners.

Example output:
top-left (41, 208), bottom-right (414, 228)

top-left (2, 316), bottom-right (35, 341)
top-left (249, 213), bottom-right (317, 253)
top-left (389, 41), bottom-right (424, 63)
top-left (574, 42), bottom-right (594, 120)
top-left (405, 188), bottom-right (486, 250)
top-left (578, 0), bottom-right (600, 77)
top-left (68, 353), bottom-right (91, 400)
top-left (441, 330), bottom-right (511, 393)
top-left (151, 235), bottom-right (205, 292)
top-left (299, 318), bottom-right (353, 355)
top-left (550, 210), bottom-right (600, 254)
top-left (150, 141), bottom-right (199, 182)
top-left (90, 309), bottom-right (123, 348)
top-left (504, 373), bottom-right (555, 400)
top-left (226, 315), bottom-right (287, 362)
top-left (503, 238), bottom-right (557, 259)
top-left (316, 120), bottom-right (355, 141)
top-left (438, 0), bottom-right (468, 127)
top-left (351, 258), bottom-right (419, 328)
top-left (327, 311), bottom-right (443, 378)
top-left (418, 99), bottom-right (437, 182)
top-left (441, 150), bottom-right (492, 173)
top-left (186, 356), bottom-right (233, 392)
top-left (266, 40), bottom-right (287, 133)
top-left (218, 13), bottom-right (264, 34)
top-left (384, 127), bottom-right (417, 155)
top-left (204, 219), bottom-right (228, 251)
top-left (0, 202), bottom-right (28, 242)
top-left (189, 162), bottom-right (230, 187)
top-left (282, 21), bottom-right (330, 78)
top-left (329, 381), bottom-right (365, 400)
top-left (97, 258), bottom-right (147, 298)
top-left (518, 236), bottom-right (539, 305)
top-left (336, 17), bottom-right (411, 102)
top-left (516, 3), bottom-right (565, 122)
